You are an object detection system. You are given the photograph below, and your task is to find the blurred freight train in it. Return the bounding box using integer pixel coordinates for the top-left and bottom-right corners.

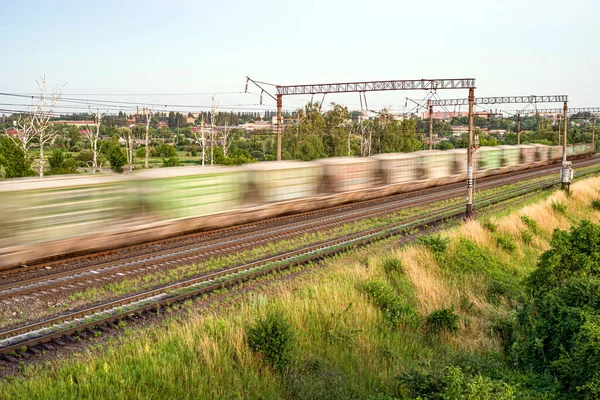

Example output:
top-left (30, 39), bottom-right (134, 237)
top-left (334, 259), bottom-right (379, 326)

top-left (0, 143), bottom-right (594, 269)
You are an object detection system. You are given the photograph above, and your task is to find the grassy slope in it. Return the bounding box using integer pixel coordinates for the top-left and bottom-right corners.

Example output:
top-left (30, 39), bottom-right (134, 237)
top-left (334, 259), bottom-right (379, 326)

top-left (1, 177), bottom-right (600, 399)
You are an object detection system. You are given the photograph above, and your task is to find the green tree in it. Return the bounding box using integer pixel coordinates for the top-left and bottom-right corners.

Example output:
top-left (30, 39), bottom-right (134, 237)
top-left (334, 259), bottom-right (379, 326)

top-left (47, 149), bottom-right (78, 175)
top-left (108, 147), bottom-right (127, 172)
top-left (0, 137), bottom-right (35, 178)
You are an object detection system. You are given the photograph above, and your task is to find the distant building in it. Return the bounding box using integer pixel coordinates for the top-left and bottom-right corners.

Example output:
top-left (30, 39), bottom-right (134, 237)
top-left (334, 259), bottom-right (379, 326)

top-left (51, 120), bottom-right (95, 127)
top-left (5, 128), bottom-right (19, 136)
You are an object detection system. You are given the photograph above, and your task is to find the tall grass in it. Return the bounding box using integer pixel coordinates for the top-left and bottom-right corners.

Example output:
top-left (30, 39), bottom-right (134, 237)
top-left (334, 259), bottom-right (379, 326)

top-left (3, 176), bottom-right (600, 399)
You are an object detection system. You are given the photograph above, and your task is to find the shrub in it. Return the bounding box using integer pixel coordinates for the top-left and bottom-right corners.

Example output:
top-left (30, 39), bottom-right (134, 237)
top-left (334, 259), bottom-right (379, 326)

top-left (481, 219), bottom-right (498, 233)
top-left (108, 147), bottom-right (127, 172)
top-left (426, 307), bottom-right (459, 334)
top-left (551, 200), bottom-right (567, 215)
top-left (362, 280), bottom-right (419, 328)
top-left (521, 230), bottom-right (533, 244)
top-left (592, 198), bottom-right (600, 211)
top-left (382, 258), bottom-right (403, 275)
top-left (495, 234), bottom-right (516, 252)
top-left (520, 215), bottom-right (539, 235)
top-left (418, 234), bottom-right (449, 254)
top-left (162, 156), bottom-right (181, 167)
top-left (48, 149), bottom-right (78, 175)
top-left (246, 311), bottom-right (295, 372)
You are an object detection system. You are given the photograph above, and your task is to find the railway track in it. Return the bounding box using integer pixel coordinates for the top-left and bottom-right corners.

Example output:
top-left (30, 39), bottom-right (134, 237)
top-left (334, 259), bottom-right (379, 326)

top-left (2, 159), bottom-right (598, 303)
top-left (2, 156), bottom-right (598, 284)
top-left (0, 160), bottom-right (598, 360)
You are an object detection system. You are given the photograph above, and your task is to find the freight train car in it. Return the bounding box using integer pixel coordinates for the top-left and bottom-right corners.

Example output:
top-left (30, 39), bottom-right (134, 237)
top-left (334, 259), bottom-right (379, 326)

top-left (0, 144), bottom-right (595, 269)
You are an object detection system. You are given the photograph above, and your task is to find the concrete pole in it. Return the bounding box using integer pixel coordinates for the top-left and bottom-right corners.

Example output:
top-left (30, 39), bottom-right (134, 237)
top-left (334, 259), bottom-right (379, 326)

top-left (562, 101), bottom-right (568, 165)
top-left (428, 100), bottom-right (433, 150)
top-left (557, 115), bottom-right (561, 146)
top-left (276, 94), bottom-right (283, 161)
top-left (517, 114), bottom-right (521, 145)
top-left (466, 87), bottom-right (475, 219)
top-left (592, 117), bottom-right (596, 151)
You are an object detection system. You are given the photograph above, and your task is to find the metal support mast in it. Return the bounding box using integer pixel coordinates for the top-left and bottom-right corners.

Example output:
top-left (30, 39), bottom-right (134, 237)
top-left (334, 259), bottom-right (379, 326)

top-left (517, 114), bottom-right (521, 145)
top-left (276, 95), bottom-right (283, 161)
top-left (466, 87), bottom-right (475, 219)
top-left (593, 117), bottom-right (596, 151)
top-left (428, 99), bottom-right (433, 150)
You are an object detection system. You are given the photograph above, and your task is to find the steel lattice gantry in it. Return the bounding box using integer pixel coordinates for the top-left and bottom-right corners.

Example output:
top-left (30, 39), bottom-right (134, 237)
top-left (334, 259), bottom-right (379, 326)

top-left (275, 78), bottom-right (476, 96)
top-left (429, 95), bottom-right (568, 107)
top-left (516, 107), bottom-right (600, 115)
top-left (246, 76), bottom-right (478, 218)
top-left (429, 95), bottom-right (569, 146)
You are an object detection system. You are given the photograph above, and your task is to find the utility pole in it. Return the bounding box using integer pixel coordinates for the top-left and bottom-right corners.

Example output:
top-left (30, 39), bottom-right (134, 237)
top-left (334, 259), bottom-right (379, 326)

top-left (557, 115), bottom-right (561, 145)
top-left (276, 94), bottom-right (283, 161)
top-left (561, 101), bottom-right (573, 191)
top-left (517, 114), bottom-right (521, 145)
top-left (563, 101), bottom-right (568, 164)
top-left (592, 116), bottom-right (596, 151)
top-left (466, 87), bottom-right (475, 219)
top-left (428, 99), bottom-right (433, 150)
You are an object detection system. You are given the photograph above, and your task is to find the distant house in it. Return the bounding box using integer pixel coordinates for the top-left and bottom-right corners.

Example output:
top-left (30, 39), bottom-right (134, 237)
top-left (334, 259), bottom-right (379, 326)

top-left (5, 128), bottom-right (19, 136)
top-left (51, 120), bottom-right (95, 127)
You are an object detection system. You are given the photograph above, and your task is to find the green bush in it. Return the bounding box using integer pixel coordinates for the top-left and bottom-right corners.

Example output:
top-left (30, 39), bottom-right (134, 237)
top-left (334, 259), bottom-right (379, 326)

top-left (418, 234), bottom-right (449, 254)
top-left (521, 230), bottom-right (533, 244)
top-left (592, 198), bottom-right (600, 211)
top-left (108, 147), bottom-right (127, 172)
top-left (520, 215), bottom-right (539, 235)
top-left (162, 156), bottom-right (181, 167)
top-left (495, 234), bottom-right (516, 252)
top-left (426, 307), bottom-right (459, 334)
top-left (246, 310), bottom-right (295, 372)
top-left (362, 281), bottom-right (419, 328)
top-left (382, 258), bottom-right (403, 275)
top-left (551, 200), bottom-right (567, 215)
top-left (48, 149), bottom-right (78, 175)
top-left (135, 146), bottom-right (147, 158)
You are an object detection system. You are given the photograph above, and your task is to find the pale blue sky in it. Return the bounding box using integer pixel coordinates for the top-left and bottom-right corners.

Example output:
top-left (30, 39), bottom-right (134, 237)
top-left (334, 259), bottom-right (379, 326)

top-left (1, 0), bottom-right (598, 114)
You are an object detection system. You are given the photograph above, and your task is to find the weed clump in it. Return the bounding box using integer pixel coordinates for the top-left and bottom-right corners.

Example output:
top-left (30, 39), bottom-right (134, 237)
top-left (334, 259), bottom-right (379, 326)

top-left (425, 307), bottom-right (459, 334)
top-left (481, 219), bottom-right (498, 233)
top-left (520, 215), bottom-right (539, 235)
top-left (246, 310), bottom-right (295, 372)
top-left (382, 258), bottom-right (403, 275)
top-left (495, 234), bottom-right (516, 252)
top-left (521, 230), bottom-right (533, 244)
top-left (551, 200), bottom-right (567, 215)
top-left (418, 234), bottom-right (449, 254)
top-left (362, 280), bottom-right (419, 328)
top-left (591, 198), bottom-right (600, 211)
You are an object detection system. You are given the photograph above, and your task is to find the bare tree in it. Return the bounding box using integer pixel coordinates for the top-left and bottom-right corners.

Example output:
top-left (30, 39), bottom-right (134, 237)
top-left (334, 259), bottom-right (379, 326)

top-left (210, 96), bottom-right (218, 165)
top-left (193, 116), bottom-right (206, 166)
top-left (221, 114), bottom-right (233, 158)
top-left (85, 107), bottom-right (106, 173)
top-left (8, 113), bottom-right (36, 160)
top-left (32, 76), bottom-right (64, 177)
top-left (119, 127), bottom-right (134, 172)
top-left (144, 108), bottom-right (153, 169)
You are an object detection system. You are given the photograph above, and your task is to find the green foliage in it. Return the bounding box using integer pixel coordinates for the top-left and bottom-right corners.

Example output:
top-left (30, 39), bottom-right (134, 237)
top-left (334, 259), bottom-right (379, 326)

top-left (520, 215), bottom-right (540, 235)
top-left (481, 219), bottom-right (498, 233)
top-left (284, 359), bottom-right (359, 400)
top-left (47, 149), bottom-right (78, 175)
top-left (426, 307), bottom-right (459, 334)
top-left (527, 220), bottom-right (600, 294)
top-left (152, 143), bottom-right (177, 158)
top-left (0, 137), bottom-right (35, 178)
top-left (162, 156), bottom-right (181, 167)
top-left (362, 280), bottom-right (420, 328)
top-left (418, 234), bottom-right (449, 254)
top-left (513, 221), bottom-right (600, 398)
top-left (382, 258), bottom-right (403, 275)
top-left (108, 147), bottom-right (127, 172)
top-left (135, 146), bottom-right (147, 158)
top-left (495, 234), bottom-right (516, 252)
top-left (521, 230), bottom-right (533, 244)
top-left (591, 198), bottom-right (600, 211)
top-left (246, 311), bottom-right (295, 372)
top-left (551, 200), bottom-right (567, 215)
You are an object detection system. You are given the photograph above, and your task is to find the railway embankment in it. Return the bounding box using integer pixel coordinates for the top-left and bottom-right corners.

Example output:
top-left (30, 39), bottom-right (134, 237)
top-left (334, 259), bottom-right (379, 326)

top-left (2, 175), bottom-right (600, 398)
